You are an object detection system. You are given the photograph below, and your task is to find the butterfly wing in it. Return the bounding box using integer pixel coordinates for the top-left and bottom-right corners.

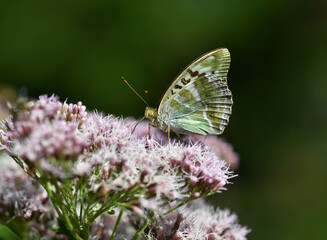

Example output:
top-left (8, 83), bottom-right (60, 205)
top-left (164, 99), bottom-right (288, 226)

top-left (158, 48), bottom-right (232, 135)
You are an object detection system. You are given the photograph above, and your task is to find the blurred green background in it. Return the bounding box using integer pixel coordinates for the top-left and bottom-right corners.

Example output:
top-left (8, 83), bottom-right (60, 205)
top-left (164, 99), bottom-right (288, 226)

top-left (1, 0), bottom-right (326, 239)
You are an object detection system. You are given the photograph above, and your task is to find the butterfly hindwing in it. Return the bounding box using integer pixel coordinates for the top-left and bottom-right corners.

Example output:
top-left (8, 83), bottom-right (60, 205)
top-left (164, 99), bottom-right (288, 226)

top-left (158, 48), bottom-right (232, 135)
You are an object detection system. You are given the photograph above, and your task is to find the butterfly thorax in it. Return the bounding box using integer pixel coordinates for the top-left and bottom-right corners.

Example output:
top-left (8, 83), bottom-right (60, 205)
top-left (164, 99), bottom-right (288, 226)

top-left (144, 107), bottom-right (168, 132)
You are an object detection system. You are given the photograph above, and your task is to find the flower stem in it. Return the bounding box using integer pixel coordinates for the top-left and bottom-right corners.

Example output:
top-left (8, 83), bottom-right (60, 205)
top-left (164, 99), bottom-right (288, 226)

top-left (131, 219), bottom-right (148, 240)
top-left (162, 198), bottom-right (192, 217)
top-left (110, 207), bottom-right (125, 240)
top-left (42, 180), bottom-right (84, 240)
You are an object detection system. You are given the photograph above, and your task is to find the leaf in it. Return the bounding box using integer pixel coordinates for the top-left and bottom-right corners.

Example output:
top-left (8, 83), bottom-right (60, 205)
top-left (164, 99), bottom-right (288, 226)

top-left (0, 224), bottom-right (21, 240)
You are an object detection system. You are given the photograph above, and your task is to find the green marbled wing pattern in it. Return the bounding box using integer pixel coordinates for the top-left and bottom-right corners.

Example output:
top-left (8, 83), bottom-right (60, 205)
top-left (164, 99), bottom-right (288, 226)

top-left (158, 48), bottom-right (230, 114)
top-left (158, 48), bottom-right (232, 135)
top-left (165, 75), bottom-right (232, 135)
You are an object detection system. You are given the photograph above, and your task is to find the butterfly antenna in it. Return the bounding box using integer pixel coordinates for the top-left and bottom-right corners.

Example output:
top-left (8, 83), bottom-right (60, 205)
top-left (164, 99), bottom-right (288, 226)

top-left (122, 77), bottom-right (149, 107)
top-left (132, 116), bottom-right (145, 134)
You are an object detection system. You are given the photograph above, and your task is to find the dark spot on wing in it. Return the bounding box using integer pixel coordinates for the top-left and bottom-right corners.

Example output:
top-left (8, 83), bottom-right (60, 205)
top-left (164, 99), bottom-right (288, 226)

top-left (187, 69), bottom-right (199, 77)
top-left (174, 84), bottom-right (182, 89)
top-left (181, 78), bottom-right (191, 85)
top-left (190, 70), bottom-right (199, 77)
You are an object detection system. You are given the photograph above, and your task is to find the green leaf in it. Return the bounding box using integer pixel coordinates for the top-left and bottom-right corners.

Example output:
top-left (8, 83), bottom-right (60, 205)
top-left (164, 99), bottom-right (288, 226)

top-left (0, 224), bottom-right (21, 240)
top-left (57, 216), bottom-right (76, 239)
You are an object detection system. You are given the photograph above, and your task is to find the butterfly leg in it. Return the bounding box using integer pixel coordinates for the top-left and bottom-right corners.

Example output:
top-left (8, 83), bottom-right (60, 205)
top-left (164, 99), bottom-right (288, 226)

top-left (171, 129), bottom-right (181, 140)
top-left (167, 124), bottom-right (171, 145)
top-left (146, 119), bottom-right (155, 139)
top-left (146, 122), bottom-right (152, 139)
top-left (132, 116), bottom-right (145, 134)
top-left (166, 112), bottom-right (172, 145)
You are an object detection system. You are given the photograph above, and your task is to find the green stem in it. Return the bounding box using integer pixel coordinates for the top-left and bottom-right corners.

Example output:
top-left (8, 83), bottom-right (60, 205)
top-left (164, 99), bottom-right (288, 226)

top-left (87, 185), bottom-right (139, 225)
top-left (11, 155), bottom-right (35, 178)
top-left (87, 192), bottom-right (120, 224)
top-left (110, 207), bottom-right (125, 240)
top-left (162, 198), bottom-right (191, 217)
top-left (42, 181), bottom-right (61, 215)
top-left (42, 180), bottom-right (83, 240)
top-left (61, 205), bottom-right (84, 240)
top-left (131, 219), bottom-right (148, 240)
top-left (132, 196), bottom-right (201, 238)
top-left (79, 186), bottom-right (85, 225)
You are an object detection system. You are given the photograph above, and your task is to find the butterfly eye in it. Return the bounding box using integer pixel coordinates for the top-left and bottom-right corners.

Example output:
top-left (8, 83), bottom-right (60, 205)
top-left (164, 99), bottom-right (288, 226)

top-left (145, 107), bottom-right (157, 119)
top-left (147, 111), bottom-right (154, 117)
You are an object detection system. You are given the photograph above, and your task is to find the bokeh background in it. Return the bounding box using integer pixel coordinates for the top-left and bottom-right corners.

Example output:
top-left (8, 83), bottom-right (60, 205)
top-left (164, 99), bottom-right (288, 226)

top-left (1, 1), bottom-right (326, 239)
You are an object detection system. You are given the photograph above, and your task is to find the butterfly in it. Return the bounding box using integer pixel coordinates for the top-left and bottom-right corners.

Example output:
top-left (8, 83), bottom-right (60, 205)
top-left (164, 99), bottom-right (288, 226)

top-left (143, 48), bottom-right (233, 140)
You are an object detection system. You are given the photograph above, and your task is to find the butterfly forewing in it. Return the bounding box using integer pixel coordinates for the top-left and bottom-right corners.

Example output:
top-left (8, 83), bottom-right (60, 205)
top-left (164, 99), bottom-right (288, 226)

top-left (158, 48), bottom-right (230, 112)
top-left (157, 48), bottom-right (232, 135)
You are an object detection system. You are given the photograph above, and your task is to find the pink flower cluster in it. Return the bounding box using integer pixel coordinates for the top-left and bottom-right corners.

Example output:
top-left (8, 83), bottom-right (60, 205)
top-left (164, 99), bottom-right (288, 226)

top-left (0, 153), bottom-right (67, 239)
top-left (87, 199), bottom-right (250, 240)
top-left (147, 199), bottom-right (250, 240)
top-left (160, 144), bottom-right (231, 195)
top-left (0, 95), bottom-right (89, 161)
top-left (0, 95), bottom-right (234, 200)
top-left (0, 94), bottom-right (250, 239)
top-left (71, 114), bottom-right (232, 211)
top-left (132, 120), bottom-right (240, 169)
top-left (184, 135), bottom-right (240, 169)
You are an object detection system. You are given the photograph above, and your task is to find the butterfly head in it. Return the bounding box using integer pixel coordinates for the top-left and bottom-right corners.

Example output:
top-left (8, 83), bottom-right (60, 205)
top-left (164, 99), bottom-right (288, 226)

top-left (144, 107), bottom-right (158, 121)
